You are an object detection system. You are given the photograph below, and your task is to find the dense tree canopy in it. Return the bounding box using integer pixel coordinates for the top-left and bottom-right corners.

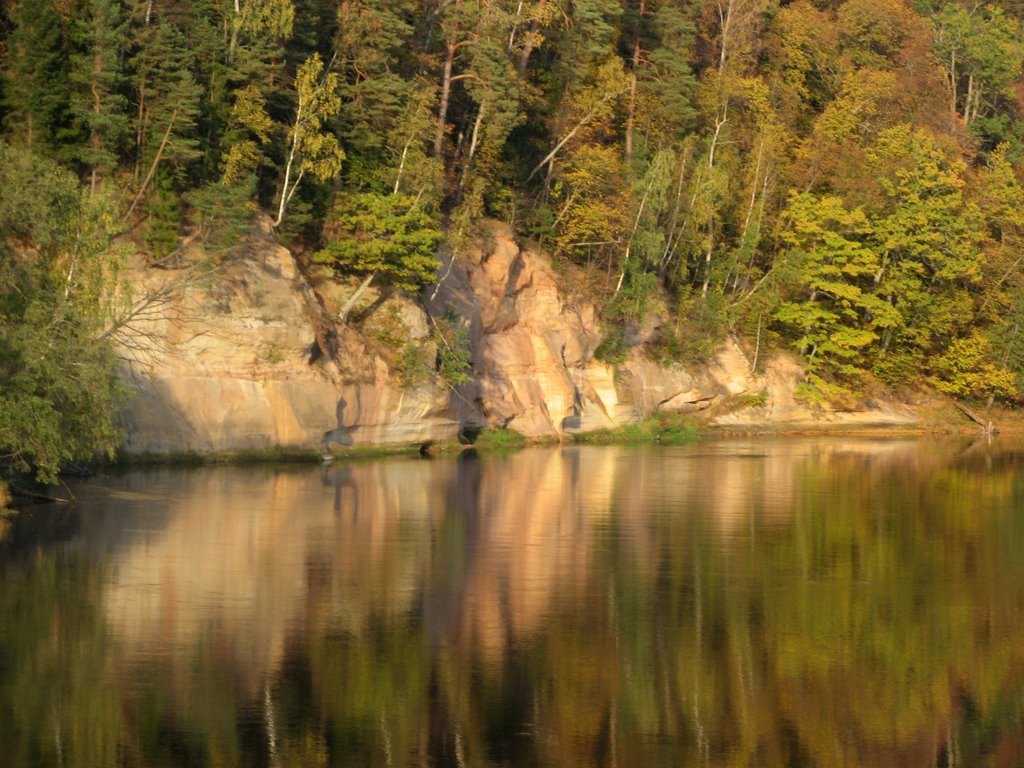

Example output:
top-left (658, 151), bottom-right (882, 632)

top-left (0, 142), bottom-right (123, 483)
top-left (5, 0), bottom-right (1024, 479)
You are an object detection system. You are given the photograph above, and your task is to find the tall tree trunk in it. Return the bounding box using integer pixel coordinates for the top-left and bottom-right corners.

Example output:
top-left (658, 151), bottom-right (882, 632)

top-left (624, 71), bottom-right (638, 166)
top-left (90, 51), bottom-right (102, 196)
top-left (729, 139), bottom-right (765, 293)
top-left (615, 170), bottom-right (656, 293)
top-left (741, 141), bottom-right (764, 235)
top-left (457, 103), bottom-right (485, 198)
top-left (624, 1), bottom-right (645, 166)
top-left (965, 72), bottom-right (974, 125)
top-left (717, 0), bottom-right (735, 76)
top-left (659, 149), bottom-right (690, 272)
top-left (434, 41), bottom-right (456, 157)
top-left (228, 0), bottom-right (241, 62)
top-left (507, 0), bottom-right (524, 51)
top-left (707, 108), bottom-right (727, 170)
top-left (950, 48), bottom-right (957, 119)
top-left (700, 109), bottom-right (727, 300)
top-left (393, 138), bottom-right (411, 194)
top-left (700, 219), bottom-right (715, 300)
top-left (516, 0), bottom-right (548, 75)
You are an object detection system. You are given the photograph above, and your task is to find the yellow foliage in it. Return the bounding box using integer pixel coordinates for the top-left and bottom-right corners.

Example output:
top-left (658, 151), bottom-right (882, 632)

top-left (815, 70), bottom-right (898, 145)
top-left (931, 332), bottom-right (1017, 400)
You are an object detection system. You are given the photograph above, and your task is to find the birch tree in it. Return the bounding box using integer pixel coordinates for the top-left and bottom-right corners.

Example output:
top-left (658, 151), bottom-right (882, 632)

top-left (932, 3), bottom-right (1023, 133)
top-left (273, 53), bottom-right (344, 228)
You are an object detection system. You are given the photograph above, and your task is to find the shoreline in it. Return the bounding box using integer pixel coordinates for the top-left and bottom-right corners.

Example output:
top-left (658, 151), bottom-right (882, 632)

top-left (0, 415), bottom-right (1012, 515)
top-left (3, 405), bottom-right (1012, 508)
top-left (108, 417), bottom-right (1003, 468)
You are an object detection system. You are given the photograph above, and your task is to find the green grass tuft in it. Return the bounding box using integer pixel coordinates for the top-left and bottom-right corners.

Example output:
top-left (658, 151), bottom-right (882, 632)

top-left (571, 413), bottom-right (700, 446)
top-left (472, 428), bottom-right (528, 452)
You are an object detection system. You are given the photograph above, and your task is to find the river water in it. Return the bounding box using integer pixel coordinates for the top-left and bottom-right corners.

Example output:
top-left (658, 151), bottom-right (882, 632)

top-left (3, 438), bottom-right (1024, 767)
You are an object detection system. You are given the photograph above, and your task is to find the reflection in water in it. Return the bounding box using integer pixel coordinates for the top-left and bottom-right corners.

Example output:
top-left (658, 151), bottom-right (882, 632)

top-left (3, 439), bottom-right (1024, 766)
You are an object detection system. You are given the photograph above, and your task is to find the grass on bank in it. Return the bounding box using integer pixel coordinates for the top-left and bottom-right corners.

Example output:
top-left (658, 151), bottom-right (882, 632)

top-left (469, 419), bottom-right (704, 451)
top-left (570, 413), bottom-right (701, 446)
top-left (469, 427), bottom-right (529, 451)
top-left (116, 418), bottom-right (700, 466)
top-left (102, 417), bottom-right (701, 473)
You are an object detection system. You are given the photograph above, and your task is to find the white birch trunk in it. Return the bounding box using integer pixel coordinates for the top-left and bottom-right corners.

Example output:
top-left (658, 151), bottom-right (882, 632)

top-left (274, 94), bottom-right (305, 227)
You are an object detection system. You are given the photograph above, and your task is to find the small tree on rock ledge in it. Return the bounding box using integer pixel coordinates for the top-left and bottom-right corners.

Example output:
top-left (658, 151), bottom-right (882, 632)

top-left (315, 192), bottom-right (442, 322)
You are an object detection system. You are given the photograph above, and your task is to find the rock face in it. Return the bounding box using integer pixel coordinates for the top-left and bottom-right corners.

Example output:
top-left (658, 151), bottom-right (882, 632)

top-left (711, 353), bottom-right (918, 429)
top-left (430, 224), bottom-right (753, 438)
top-left (115, 221), bottom-right (914, 454)
top-left (115, 224), bottom-right (458, 454)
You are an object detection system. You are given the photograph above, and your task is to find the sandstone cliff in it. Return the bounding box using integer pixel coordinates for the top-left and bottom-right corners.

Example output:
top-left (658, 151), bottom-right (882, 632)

top-left (113, 221), bottom-right (914, 454)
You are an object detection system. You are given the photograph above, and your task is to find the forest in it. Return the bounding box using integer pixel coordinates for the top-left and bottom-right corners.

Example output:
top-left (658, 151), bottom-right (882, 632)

top-left (4, 0), bottom-right (1024, 482)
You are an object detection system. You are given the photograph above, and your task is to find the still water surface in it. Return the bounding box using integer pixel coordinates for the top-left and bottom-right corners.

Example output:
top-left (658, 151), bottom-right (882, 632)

top-left (3, 438), bottom-right (1024, 767)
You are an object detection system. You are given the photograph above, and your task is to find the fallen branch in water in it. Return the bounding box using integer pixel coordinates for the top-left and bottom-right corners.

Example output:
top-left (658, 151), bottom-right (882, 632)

top-left (954, 401), bottom-right (996, 434)
top-left (8, 484), bottom-right (74, 504)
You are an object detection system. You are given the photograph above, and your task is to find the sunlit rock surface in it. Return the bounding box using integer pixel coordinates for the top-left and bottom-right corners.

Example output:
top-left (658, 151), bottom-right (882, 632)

top-left (712, 353), bottom-right (918, 428)
top-left (115, 221), bottom-right (459, 453)
top-left (430, 223), bottom-right (759, 437)
top-left (114, 221), bottom-right (914, 454)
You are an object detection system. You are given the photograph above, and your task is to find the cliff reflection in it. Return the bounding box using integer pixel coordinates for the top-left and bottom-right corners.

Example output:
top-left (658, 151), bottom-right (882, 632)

top-left (5, 439), bottom-right (1024, 767)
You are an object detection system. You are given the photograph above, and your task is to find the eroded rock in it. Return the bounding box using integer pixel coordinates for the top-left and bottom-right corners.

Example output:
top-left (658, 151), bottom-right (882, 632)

top-left (114, 220), bottom-right (912, 454)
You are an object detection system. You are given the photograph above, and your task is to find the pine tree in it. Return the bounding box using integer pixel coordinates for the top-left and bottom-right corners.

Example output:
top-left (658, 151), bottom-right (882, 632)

top-left (335, 0), bottom-right (417, 189)
top-left (128, 5), bottom-right (204, 180)
top-left (3, 0), bottom-right (70, 152)
top-left (315, 191), bottom-right (442, 321)
top-left (144, 165), bottom-right (182, 260)
top-left (67, 0), bottom-right (130, 194)
top-left (641, 2), bottom-right (699, 147)
top-left (123, 3), bottom-right (204, 229)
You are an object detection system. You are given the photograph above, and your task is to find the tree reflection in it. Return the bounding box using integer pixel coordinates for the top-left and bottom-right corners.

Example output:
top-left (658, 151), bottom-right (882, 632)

top-left (0, 520), bottom-right (122, 768)
top-left (4, 441), bottom-right (1024, 766)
